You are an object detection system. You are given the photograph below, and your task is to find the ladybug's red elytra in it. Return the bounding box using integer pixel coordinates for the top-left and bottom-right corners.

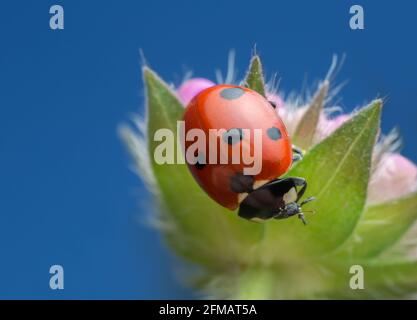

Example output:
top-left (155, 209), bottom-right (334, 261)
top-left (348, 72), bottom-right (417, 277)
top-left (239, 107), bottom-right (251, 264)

top-left (183, 84), bottom-right (315, 224)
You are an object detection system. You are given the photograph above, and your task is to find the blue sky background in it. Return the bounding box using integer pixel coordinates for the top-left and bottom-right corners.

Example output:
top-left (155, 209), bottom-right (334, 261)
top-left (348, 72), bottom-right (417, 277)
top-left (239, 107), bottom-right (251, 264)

top-left (0, 0), bottom-right (416, 299)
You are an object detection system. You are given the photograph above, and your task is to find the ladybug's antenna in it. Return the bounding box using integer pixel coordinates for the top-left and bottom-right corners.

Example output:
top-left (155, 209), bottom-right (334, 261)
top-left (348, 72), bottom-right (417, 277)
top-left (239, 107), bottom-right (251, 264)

top-left (301, 210), bottom-right (316, 214)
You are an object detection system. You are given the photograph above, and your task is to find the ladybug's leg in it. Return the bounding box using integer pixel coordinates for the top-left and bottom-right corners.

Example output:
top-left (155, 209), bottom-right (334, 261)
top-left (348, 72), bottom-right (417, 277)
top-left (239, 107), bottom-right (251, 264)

top-left (285, 177), bottom-right (307, 201)
top-left (292, 145), bottom-right (304, 163)
top-left (300, 196), bottom-right (316, 206)
top-left (292, 145), bottom-right (303, 155)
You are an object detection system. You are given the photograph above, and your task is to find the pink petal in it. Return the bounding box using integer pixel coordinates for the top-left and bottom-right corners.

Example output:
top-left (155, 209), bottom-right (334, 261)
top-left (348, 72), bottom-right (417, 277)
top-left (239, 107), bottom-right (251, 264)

top-left (276, 102), bottom-right (351, 141)
top-left (279, 106), bottom-right (306, 136)
top-left (266, 93), bottom-right (285, 110)
top-left (319, 114), bottom-right (351, 138)
top-left (368, 153), bottom-right (417, 204)
top-left (177, 78), bottom-right (215, 105)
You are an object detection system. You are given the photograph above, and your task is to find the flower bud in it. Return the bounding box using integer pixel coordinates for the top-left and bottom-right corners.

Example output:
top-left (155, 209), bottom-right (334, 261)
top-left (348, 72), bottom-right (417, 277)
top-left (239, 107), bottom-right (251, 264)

top-left (177, 78), bottom-right (215, 105)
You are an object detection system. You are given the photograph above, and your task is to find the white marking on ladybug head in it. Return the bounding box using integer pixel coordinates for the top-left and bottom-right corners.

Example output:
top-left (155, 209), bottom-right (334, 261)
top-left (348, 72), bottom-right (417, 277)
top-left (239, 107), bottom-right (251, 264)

top-left (238, 192), bottom-right (249, 204)
top-left (250, 217), bottom-right (266, 223)
top-left (283, 187), bottom-right (298, 204)
top-left (252, 179), bottom-right (269, 190)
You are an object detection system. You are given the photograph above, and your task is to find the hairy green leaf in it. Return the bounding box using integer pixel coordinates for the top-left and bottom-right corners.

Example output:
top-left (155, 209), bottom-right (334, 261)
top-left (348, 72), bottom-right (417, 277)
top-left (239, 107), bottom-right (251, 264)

top-left (143, 67), bottom-right (264, 268)
top-left (202, 259), bottom-right (417, 299)
top-left (263, 100), bottom-right (382, 258)
top-left (341, 193), bottom-right (417, 258)
top-left (323, 260), bottom-right (417, 299)
top-left (293, 80), bottom-right (329, 150)
top-left (243, 55), bottom-right (266, 97)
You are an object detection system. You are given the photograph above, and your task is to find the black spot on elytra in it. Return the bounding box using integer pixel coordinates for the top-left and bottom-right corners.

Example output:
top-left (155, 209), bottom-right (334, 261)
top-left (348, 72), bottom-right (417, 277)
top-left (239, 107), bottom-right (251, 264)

top-left (223, 128), bottom-right (244, 145)
top-left (267, 127), bottom-right (282, 140)
top-left (220, 87), bottom-right (245, 100)
top-left (230, 172), bottom-right (254, 193)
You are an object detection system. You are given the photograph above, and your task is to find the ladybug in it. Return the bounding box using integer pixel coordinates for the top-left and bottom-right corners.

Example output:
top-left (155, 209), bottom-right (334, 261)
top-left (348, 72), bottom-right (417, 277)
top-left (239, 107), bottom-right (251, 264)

top-left (182, 84), bottom-right (315, 224)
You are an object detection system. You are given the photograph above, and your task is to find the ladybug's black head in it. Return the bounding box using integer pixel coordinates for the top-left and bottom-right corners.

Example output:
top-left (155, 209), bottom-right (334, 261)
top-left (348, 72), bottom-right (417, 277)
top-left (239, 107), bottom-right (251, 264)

top-left (274, 198), bottom-right (315, 225)
top-left (277, 202), bottom-right (303, 221)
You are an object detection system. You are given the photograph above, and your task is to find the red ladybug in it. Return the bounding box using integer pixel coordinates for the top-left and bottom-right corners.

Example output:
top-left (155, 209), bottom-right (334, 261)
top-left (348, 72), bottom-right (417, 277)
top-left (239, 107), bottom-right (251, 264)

top-left (183, 85), bottom-right (314, 224)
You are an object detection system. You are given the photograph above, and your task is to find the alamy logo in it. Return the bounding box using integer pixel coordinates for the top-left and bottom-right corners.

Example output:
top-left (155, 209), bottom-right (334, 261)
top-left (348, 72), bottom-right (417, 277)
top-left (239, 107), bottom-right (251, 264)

top-left (49, 5), bottom-right (64, 30)
top-left (349, 265), bottom-right (365, 290)
top-left (349, 5), bottom-right (364, 30)
top-left (153, 121), bottom-right (263, 175)
top-left (49, 265), bottom-right (64, 290)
